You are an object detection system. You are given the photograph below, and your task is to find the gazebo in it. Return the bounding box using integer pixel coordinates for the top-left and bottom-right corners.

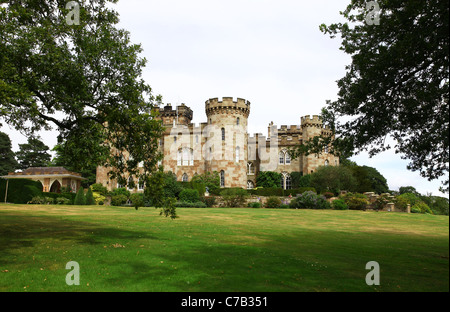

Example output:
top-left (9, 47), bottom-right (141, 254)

top-left (2, 167), bottom-right (86, 193)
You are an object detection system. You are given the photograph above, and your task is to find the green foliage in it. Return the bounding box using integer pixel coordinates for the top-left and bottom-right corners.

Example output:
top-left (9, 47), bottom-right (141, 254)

top-left (373, 194), bottom-right (391, 211)
top-left (144, 170), bottom-right (177, 219)
top-left (1, 0), bottom-right (165, 192)
top-left (221, 188), bottom-right (249, 208)
top-left (85, 188), bottom-right (95, 205)
top-left (331, 199), bottom-right (348, 210)
top-left (163, 172), bottom-right (183, 199)
top-left (248, 187), bottom-right (316, 197)
top-left (74, 188), bottom-right (86, 206)
top-left (290, 191), bottom-right (330, 210)
top-left (175, 201), bottom-right (207, 208)
top-left (202, 196), bottom-right (216, 208)
top-left (0, 178), bottom-right (43, 204)
top-left (192, 171), bottom-right (220, 195)
top-left (15, 137), bottom-right (51, 170)
top-left (341, 193), bottom-right (369, 211)
top-left (411, 201), bottom-right (433, 214)
top-left (256, 171), bottom-right (283, 188)
top-left (395, 193), bottom-right (421, 212)
top-left (310, 165), bottom-right (357, 194)
top-left (130, 193), bottom-right (145, 210)
top-left (111, 194), bottom-right (128, 207)
top-left (265, 196), bottom-right (282, 208)
top-left (91, 183), bottom-right (108, 196)
top-left (111, 188), bottom-right (131, 198)
top-left (420, 195), bottom-right (449, 216)
top-left (247, 202), bottom-right (262, 208)
top-left (0, 132), bottom-right (18, 176)
top-left (179, 189), bottom-right (200, 203)
top-left (320, 0), bottom-right (449, 192)
top-left (55, 197), bottom-right (71, 205)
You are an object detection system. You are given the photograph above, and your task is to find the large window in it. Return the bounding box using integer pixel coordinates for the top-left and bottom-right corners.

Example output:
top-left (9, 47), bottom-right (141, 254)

top-left (236, 146), bottom-right (240, 162)
top-left (279, 149), bottom-right (291, 165)
top-left (177, 148), bottom-right (194, 166)
top-left (247, 162), bottom-right (255, 175)
top-left (128, 176), bottom-right (134, 190)
top-left (281, 173), bottom-right (292, 190)
top-left (182, 173), bottom-right (189, 182)
top-left (221, 128), bottom-right (225, 141)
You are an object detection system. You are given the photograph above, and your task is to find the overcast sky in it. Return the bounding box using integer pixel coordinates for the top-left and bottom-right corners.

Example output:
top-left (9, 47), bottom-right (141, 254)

top-left (1, 0), bottom-right (447, 196)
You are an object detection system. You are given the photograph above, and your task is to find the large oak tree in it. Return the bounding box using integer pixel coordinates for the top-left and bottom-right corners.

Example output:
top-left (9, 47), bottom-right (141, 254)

top-left (301, 0), bottom-right (448, 193)
top-left (1, 1), bottom-right (168, 209)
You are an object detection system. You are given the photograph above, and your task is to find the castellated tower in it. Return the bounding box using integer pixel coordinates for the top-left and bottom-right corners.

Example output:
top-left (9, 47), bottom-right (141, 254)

top-left (301, 115), bottom-right (338, 174)
top-left (205, 97), bottom-right (250, 188)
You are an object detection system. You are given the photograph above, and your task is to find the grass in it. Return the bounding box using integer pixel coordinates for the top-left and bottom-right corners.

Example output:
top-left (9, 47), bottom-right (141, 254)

top-left (0, 204), bottom-right (448, 292)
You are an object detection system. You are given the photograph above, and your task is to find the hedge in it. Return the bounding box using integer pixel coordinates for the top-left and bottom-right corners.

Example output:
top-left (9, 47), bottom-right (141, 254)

top-left (0, 178), bottom-right (43, 204)
top-left (247, 187), bottom-right (316, 197)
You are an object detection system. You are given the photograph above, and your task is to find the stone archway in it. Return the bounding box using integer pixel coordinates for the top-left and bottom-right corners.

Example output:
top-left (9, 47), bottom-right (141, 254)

top-left (50, 180), bottom-right (62, 193)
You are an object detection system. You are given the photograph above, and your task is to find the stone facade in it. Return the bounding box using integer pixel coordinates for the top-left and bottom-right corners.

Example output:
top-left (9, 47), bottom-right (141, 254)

top-left (96, 97), bottom-right (339, 192)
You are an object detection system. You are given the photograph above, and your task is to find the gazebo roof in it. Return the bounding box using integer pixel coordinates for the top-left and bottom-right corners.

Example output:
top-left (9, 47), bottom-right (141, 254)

top-left (2, 167), bottom-right (86, 180)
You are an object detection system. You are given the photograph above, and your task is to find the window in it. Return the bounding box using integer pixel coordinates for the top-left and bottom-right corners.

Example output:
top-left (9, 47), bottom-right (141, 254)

top-left (325, 160), bottom-right (329, 166)
top-left (221, 128), bottom-right (225, 141)
top-left (285, 152), bottom-right (291, 165)
top-left (236, 146), bottom-right (240, 162)
top-left (281, 173), bottom-right (291, 190)
top-left (174, 136), bottom-right (177, 143)
top-left (279, 152), bottom-right (285, 165)
top-left (195, 135), bottom-right (199, 144)
top-left (182, 173), bottom-right (189, 182)
top-left (128, 176), bottom-right (134, 190)
top-left (247, 181), bottom-right (254, 189)
top-left (324, 145), bottom-right (329, 154)
top-left (247, 163), bottom-right (255, 175)
top-left (285, 175), bottom-right (292, 190)
top-left (178, 148), bottom-right (194, 166)
top-left (138, 179), bottom-right (145, 190)
top-left (237, 117), bottom-right (240, 126)
top-left (220, 170), bottom-right (225, 187)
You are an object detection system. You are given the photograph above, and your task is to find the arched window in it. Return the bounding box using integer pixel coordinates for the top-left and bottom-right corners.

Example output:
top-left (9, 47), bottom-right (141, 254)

top-left (281, 173), bottom-right (291, 190)
top-left (237, 117), bottom-right (240, 126)
top-left (279, 151), bottom-right (285, 165)
top-left (236, 146), bottom-right (240, 162)
top-left (221, 128), bottom-right (225, 141)
top-left (324, 145), bottom-right (329, 154)
top-left (325, 160), bottom-right (329, 166)
top-left (138, 178), bottom-right (145, 190)
top-left (285, 152), bottom-right (291, 165)
top-left (247, 181), bottom-right (255, 189)
top-left (182, 173), bottom-right (189, 182)
top-left (247, 162), bottom-right (255, 175)
top-left (220, 170), bottom-right (225, 187)
top-left (279, 149), bottom-right (291, 165)
top-left (285, 175), bottom-right (292, 190)
top-left (128, 176), bottom-right (134, 190)
top-left (178, 148), bottom-right (194, 166)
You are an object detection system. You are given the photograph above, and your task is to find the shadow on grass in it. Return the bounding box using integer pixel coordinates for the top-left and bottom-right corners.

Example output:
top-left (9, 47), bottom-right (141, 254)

top-left (0, 212), bottom-right (158, 263)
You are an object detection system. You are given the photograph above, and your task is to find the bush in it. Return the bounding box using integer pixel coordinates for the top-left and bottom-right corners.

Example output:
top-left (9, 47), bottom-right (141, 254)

top-left (395, 193), bottom-right (420, 212)
top-left (0, 178), bottom-right (43, 204)
top-left (91, 183), bottom-right (108, 196)
top-left (280, 204), bottom-right (290, 209)
top-left (111, 194), bottom-right (128, 207)
top-left (221, 188), bottom-right (248, 208)
top-left (85, 188), bottom-right (95, 205)
top-left (29, 196), bottom-right (45, 204)
top-left (111, 187), bottom-right (131, 198)
top-left (179, 188), bottom-right (200, 203)
top-left (248, 202), bottom-right (261, 208)
top-left (341, 193), bottom-right (369, 210)
top-left (411, 201), bottom-right (433, 214)
top-left (74, 188), bottom-right (86, 205)
top-left (256, 171), bottom-right (283, 188)
top-left (265, 196), bottom-right (282, 208)
top-left (93, 192), bottom-right (106, 205)
top-left (290, 191), bottom-right (330, 209)
top-left (332, 199), bottom-right (348, 210)
top-left (202, 196), bottom-right (216, 208)
top-left (56, 197), bottom-right (71, 205)
top-left (175, 201), bottom-right (207, 208)
top-left (322, 192), bottom-right (335, 199)
top-left (130, 193), bottom-right (145, 210)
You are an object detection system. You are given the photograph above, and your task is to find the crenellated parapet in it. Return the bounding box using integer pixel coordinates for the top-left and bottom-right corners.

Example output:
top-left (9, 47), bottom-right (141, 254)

top-left (205, 97), bottom-right (251, 118)
top-left (159, 103), bottom-right (193, 125)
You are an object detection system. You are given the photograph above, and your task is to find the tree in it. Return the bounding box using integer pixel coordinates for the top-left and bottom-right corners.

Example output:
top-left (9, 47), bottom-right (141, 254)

top-left (319, 0), bottom-right (449, 193)
top-left (0, 131), bottom-right (18, 175)
top-left (256, 171), bottom-right (283, 188)
top-left (309, 165), bottom-right (357, 194)
top-left (0, 1), bottom-right (168, 209)
top-left (85, 187), bottom-right (95, 205)
top-left (74, 188), bottom-right (86, 205)
top-left (16, 137), bottom-right (52, 169)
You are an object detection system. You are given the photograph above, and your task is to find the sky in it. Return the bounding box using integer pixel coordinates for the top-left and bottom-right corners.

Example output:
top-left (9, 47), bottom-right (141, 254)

top-left (1, 0), bottom-right (447, 196)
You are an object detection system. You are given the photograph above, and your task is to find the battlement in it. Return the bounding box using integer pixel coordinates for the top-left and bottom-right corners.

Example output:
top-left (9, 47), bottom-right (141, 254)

top-left (159, 103), bottom-right (193, 122)
top-left (278, 125), bottom-right (302, 133)
top-left (301, 115), bottom-right (323, 128)
top-left (205, 97), bottom-right (251, 117)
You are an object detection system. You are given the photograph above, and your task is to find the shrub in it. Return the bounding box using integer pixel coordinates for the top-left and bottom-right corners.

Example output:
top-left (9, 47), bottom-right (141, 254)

top-left (332, 199), bottom-right (348, 210)
top-left (56, 197), bottom-right (71, 205)
top-left (179, 188), bottom-right (200, 203)
top-left (341, 193), bottom-right (369, 210)
top-left (395, 193), bottom-right (420, 212)
top-left (111, 194), bottom-right (128, 207)
top-left (202, 196), bottom-right (216, 208)
top-left (290, 191), bottom-right (330, 209)
top-left (256, 171), bottom-right (283, 188)
top-left (44, 197), bottom-right (54, 204)
top-left (322, 192), bottom-right (335, 199)
top-left (130, 193), bottom-right (145, 210)
top-left (0, 178), bottom-right (43, 204)
top-left (248, 202), bottom-right (261, 208)
top-left (411, 201), bottom-right (433, 214)
top-left (29, 196), bottom-right (45, 204)
top-left (74, 188), bottom-right (86, 205)
top-left (85, 188), bottom-right (95, 205)
top-left (175, 201), bottom-right (207, 208)
top-left (111, 187), bottom-right (131, 198)
top-left (93, 192), bottom-right (106, 205)
top-left (280, 204), bottom-right (290, 209)
top-left (91, 183), bottom-right (108, 196)
top-left (265, 196), bottom-right (282, 208)
top-left (221, 188), bottom-right (248, 208)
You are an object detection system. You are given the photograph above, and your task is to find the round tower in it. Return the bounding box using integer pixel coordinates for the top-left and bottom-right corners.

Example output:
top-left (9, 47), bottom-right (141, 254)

top-left (204, 97), bottom-right (251, 188)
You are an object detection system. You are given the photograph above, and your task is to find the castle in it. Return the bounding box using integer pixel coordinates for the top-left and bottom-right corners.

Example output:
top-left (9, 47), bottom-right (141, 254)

top-left (96, 97), bottom-right (339, 191)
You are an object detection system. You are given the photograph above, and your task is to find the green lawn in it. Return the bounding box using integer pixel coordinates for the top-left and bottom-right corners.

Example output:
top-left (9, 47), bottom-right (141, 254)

top-left (0, 204), bottom-right (448, 292)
